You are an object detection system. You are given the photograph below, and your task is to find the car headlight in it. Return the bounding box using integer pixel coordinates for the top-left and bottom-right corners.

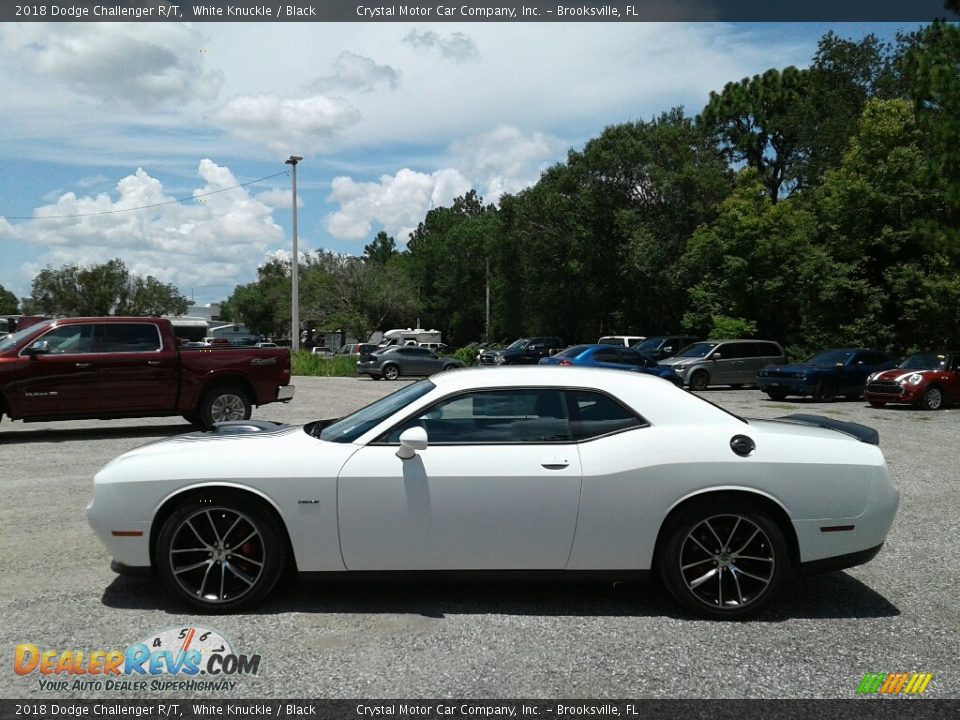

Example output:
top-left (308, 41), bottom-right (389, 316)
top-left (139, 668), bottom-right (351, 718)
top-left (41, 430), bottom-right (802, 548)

top-left (905, 373), bottom-right (923, 385)
top-left (674, 363), bottom-right (688, 371)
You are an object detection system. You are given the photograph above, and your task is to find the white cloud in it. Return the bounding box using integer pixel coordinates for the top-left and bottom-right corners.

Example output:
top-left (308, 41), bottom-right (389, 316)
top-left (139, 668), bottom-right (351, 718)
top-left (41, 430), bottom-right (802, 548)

top-left (0, 23), bottom-right (222, 108)
top-left (212, 94), bottom-right (361, 155)
top-left (325, 168), bottom-right (472, 242)
top-left (8, 161), bottom-right (284, 302)
top-left (255, 188), bottom-right (305, 209)
top-left (308, 51), bottom-right (401, 93)
top-left (402, 29), bottom-right (479, 62)
top-left (452, 125), bottom-right (567, 201)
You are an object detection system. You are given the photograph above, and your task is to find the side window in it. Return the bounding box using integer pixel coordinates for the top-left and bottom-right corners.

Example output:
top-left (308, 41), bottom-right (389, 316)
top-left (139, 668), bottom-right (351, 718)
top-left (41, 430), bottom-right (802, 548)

top-left (717, 342), bottom-right (745, 359)
top-left (565, 390), bottom-right (644, 440)
top-left (593, 348), bottom-right (620, 363)
top-left (616, 350), bottom-right (646, 367)
top-left (98, 324), bottom-right (162, 353)
top-left (756, 342), bottom-right (782, 358)
top-left (34, 324), bottom-right (96, 354)
top-left (382, 389), bottom-right (571, 444)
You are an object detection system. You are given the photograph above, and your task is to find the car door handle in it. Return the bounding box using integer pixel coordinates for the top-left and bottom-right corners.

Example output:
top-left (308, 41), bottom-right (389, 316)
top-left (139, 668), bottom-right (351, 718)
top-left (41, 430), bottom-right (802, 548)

top-left (541, 457), bottom-right (570, 470)
top-left (146, 360), bottom-right (161, 366)
top-left (75, 362), bottom-right (92, 368)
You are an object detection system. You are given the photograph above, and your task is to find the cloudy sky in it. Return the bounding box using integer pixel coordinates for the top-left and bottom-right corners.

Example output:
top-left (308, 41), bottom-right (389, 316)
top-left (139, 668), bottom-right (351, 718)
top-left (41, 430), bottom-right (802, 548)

top-left (0, 21), bottom-right (911, 305)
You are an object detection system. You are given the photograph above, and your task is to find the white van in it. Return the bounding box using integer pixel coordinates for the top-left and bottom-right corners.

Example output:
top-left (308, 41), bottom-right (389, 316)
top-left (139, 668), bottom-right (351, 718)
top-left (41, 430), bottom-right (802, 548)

top-left (598, 335), bottom-right (646, 347)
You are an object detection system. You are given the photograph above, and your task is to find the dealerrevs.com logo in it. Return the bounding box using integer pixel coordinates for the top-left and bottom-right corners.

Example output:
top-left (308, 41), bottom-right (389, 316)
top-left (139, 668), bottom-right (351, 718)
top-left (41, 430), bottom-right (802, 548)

top-left (14, 627), bottom-right (261, 692)
top-left (857, 673), bottom-right (934, 696)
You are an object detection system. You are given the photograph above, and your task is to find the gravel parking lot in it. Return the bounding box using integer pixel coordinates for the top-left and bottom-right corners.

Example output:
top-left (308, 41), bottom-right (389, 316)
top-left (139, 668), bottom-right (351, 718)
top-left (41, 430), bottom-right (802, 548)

top-left (1, 376), bottom-right (957, 699)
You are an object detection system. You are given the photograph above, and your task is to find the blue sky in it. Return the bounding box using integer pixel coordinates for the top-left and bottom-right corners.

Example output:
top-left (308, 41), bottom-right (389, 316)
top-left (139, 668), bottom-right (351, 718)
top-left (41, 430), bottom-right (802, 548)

top-left (0, 21), bottom-right (915, 305)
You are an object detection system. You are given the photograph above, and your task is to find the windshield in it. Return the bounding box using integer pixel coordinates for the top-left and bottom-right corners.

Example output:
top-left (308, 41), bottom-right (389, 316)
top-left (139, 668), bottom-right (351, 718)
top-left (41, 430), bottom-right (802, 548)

top-left (557, 345), bottom-right (591, 358)
top-left (803, 349), bottom-right (854, 366)
top-left (0, 320), bottom-right (55, 353)
top-left (318, 380), bottom-right (436, 443)
top-left (635, 337), bottom-right (664, 352)
top-left (676, 342), bottom-right (717, 358)
top-left (899, 353), bottom-right (947, 370)
top-left (506, 338), bottom-right (529, 350)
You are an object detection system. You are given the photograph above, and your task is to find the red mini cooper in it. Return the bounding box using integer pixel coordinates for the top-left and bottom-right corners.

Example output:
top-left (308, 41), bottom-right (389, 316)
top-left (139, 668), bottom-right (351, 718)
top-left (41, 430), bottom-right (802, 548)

top-left (864, 352), bottom-right (960, 410)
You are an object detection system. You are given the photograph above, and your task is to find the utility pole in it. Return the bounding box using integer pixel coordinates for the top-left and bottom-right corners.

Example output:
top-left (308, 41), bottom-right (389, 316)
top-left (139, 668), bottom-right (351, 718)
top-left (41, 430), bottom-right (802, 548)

top-left (285, 155), bottom-right (303, 351)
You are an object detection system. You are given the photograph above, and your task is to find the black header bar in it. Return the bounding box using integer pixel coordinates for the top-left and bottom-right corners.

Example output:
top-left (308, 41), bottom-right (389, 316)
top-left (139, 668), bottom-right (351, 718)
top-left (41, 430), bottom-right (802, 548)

top-left (3, 0), bottom-right (958, 23)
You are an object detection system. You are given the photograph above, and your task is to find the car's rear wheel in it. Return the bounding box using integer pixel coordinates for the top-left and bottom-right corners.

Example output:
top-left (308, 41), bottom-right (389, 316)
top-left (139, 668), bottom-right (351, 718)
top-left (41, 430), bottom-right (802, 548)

top-left (812, 379), bottom-right (837, 403)
top-left (199, 385), bottom-right (251, 429)
top-left (382, 364), bottom-right (401, 381)
top-left (921, 386), bottom-right (944, 411)
top-left (659, 501), bottom-right (789, 620)
top-left (688, 371), bottom-right (710, 391)
top-left (156, 493), bottom-right (286, 612)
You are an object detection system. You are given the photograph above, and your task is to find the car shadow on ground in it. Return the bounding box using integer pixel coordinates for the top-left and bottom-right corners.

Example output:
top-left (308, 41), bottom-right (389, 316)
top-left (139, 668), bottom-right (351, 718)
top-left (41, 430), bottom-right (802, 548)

top-left (0, 423), bottom-right (190, 444)
top-left (101, 571), bottom-right (899, 622)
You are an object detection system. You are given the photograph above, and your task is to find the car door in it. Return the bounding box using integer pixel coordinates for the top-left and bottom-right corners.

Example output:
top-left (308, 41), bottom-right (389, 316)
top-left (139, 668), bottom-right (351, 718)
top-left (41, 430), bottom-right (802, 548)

top-left (14, 322), bottom-right (98, 417)
top-left (711, 342), bottom-right (742, 384)
top-left (843, 351), bottom-right (890, 397)
top-left (592, 347), bottom-right (628, 370)
top-left (96, 322), bottom-right (179, 412)
top-left (336, 388), bottom-right (583, 570)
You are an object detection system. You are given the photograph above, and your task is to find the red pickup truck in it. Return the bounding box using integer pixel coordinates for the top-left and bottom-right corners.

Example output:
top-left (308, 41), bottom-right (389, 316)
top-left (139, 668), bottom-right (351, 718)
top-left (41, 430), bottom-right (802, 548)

top-left (0, 317), bottom-right (294, 430)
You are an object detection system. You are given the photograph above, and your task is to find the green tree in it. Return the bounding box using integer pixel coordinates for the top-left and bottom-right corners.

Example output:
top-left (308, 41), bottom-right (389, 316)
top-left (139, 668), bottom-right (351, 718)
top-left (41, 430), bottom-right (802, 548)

top-left (0, 284), bottom-right (19, 315)
top-left (29, 259), bottom-right (187, 316)
top-left (362, 231), bottom-right (399, 265)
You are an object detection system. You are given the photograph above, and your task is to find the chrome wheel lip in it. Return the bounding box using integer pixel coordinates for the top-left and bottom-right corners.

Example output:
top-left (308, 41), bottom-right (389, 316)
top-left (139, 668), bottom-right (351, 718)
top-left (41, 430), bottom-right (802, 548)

top-left (168, 507), bottom-right (264, 605)
top-left (679, 513), bottom-right (775, 611)
top-left (210, 393), bottom-right (247, 422)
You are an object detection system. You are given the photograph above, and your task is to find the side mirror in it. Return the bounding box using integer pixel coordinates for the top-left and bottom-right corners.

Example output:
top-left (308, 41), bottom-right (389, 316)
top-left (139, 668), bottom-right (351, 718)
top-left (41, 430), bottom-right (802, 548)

top-left (663, 346), bottom-right (673, 353)
top-left (712, 352), bottom-right (723, 360)
top-left (27, 340), bottom-right (50, 357)
top-left (396, 426), bottom-right (428, 460)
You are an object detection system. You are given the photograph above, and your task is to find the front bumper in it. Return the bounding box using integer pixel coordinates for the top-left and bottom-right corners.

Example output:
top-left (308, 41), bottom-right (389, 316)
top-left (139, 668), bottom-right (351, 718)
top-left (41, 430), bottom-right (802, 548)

top-left (864, 381), bottom-right (920, 404)
top-left (757, 377), bottom-right (813, 395)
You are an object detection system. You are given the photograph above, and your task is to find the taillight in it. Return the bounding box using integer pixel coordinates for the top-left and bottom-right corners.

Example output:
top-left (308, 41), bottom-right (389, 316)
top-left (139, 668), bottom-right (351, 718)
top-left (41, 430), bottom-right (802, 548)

top-left (559, 360), bottom-right (572, 366)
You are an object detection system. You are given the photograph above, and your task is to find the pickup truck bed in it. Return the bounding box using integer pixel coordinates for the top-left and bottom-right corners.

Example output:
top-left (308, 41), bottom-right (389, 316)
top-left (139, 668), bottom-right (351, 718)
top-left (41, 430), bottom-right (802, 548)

top-left (0, 317), bottom-right (294, 430)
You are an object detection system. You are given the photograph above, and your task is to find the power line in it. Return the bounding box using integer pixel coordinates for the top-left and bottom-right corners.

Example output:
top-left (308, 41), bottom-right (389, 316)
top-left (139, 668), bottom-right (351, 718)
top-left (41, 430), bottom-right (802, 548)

top-left (2, 170), bottom-right (290, 221)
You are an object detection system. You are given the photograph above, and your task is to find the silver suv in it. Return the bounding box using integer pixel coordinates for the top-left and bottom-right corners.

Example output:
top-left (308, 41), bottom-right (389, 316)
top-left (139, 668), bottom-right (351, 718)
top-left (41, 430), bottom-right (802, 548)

top-left (658, 339), bottom-right (787, 390)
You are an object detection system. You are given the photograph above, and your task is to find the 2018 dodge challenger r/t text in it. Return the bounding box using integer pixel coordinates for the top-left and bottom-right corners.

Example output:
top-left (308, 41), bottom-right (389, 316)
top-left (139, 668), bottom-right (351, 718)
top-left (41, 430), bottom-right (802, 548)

top-left (87, 367), bottom-right (898, 619)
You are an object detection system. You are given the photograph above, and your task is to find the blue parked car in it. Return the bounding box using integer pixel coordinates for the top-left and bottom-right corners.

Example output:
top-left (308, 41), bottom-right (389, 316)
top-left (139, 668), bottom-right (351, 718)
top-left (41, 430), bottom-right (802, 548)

top-left (758, 348), bottom-right (898, 402)
top-left (539, 344), bottom-right (684, 387)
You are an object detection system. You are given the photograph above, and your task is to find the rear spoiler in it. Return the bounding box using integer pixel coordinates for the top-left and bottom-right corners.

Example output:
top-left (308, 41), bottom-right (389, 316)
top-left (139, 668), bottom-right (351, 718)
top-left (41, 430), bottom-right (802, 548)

top-left (775, 414), bottom-right (879, 446)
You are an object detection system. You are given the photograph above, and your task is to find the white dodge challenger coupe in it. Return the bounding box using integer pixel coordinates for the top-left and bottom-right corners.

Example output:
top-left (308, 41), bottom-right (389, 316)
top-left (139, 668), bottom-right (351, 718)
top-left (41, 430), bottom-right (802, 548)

top-left (87, 367), bottom-right (898, 619)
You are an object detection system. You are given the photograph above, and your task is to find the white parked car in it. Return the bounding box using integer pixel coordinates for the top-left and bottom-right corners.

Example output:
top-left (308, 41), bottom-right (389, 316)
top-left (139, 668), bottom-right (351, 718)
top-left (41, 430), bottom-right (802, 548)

top-left (86, 367), bottom-right (898, 619)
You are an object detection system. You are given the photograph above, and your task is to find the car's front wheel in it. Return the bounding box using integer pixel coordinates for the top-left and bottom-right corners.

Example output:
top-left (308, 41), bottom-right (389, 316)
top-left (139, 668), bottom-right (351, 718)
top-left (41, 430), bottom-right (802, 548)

top-left (812, 379), bottom-right (837, 403)
top-left (920, 386), bottom-right (944, 410)
top-left (156, 493), bottom-right (286, 611)
top-left (688, 371), bottom-right (710, 392)
top-left (658, 501), bottom-right (789, 620)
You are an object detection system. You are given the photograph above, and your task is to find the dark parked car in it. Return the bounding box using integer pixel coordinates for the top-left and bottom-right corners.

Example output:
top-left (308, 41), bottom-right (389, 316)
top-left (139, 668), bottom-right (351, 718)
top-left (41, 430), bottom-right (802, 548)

top-left (539, 345), bottom-right (683, 386)
top-left (758, 348), bottom-right (898, 402)
top-left (357, 346), bottom-right (464, 380)
top-left (479, 336), bottom-right (564, 366)
top-left (632, 335), bottom-right (700, 361)
top-left (337, 343), bottom-right (378, 356)
top-left (864, 351), bottom-right (960, 410)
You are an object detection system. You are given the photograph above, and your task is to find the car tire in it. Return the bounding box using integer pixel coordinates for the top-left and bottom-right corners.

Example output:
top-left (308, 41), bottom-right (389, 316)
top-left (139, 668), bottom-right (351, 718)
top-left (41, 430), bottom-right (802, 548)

top-left (688, 371), bottom-right (710, 392)
top-left (765, 391), bottom-right (787, 401)
top-left (811, 379), bottom-right (837, 403)
top-left (156, 492), bottom-right (286, 612)
top-left (443, 364), bottom-right (459, 372)
top-left (658, 500), bottom-right (790, 620)
top-left (868, 401), bottom-right (886, 408)
top-left (382, 364), bottom-right (401, 381)
top-left (920, 386), bottom-right (944, 411)
top-left (199, 385), bottom-right (251, 430)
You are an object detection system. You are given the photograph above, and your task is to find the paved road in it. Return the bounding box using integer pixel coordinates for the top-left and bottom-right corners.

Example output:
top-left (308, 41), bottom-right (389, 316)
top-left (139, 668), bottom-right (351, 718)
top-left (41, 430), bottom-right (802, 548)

top-left (1, 377), bottom-right (957, 698)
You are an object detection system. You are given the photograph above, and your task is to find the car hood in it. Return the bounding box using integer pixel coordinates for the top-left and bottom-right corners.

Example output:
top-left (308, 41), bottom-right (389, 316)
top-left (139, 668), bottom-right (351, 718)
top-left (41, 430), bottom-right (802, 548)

top-left (658, 356), bottom-right (702, 366)
top-left (870, 368), bottom-right (935, 382)
top-left (94, 422), bottom-right (355, 486)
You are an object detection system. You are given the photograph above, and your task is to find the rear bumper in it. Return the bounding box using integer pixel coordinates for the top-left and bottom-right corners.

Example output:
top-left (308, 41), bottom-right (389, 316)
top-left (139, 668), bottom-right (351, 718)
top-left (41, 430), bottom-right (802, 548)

top-left (799, 543), bottom-right (884, 576)
top-left (277, 384), bottom-right (295, 402)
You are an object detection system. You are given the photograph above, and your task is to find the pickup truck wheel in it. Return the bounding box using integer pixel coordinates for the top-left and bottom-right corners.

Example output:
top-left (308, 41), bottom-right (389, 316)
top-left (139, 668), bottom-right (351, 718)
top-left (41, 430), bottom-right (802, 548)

top-left (382, 364), bottom-right (401, 381)
top-left (156, 493), bottom-right (286, 611)
top-left (200, 386), bottom-right (251, 429)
